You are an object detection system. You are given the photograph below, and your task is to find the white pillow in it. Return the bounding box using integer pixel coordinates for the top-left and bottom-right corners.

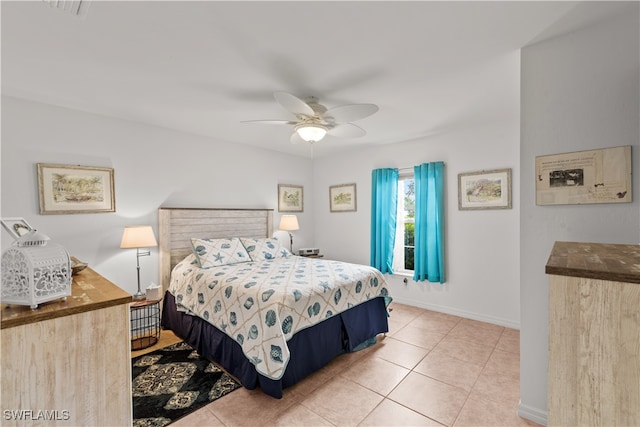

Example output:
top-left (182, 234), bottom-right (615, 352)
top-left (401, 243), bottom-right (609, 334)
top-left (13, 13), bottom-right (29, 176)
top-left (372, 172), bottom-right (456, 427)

top-left (240, 237), bottom-right (291, 261)
top-left (191, 237), bottom-right (251, 268)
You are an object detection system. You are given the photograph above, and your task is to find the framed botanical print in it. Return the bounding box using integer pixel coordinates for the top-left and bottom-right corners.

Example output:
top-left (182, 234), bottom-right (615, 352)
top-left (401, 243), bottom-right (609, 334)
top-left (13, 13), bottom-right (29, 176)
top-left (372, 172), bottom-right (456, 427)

top-left (329, 183), bottom-right (357, 212)
top-left (37, 163), bottom-right (116, 214)
top-left (278, 184), bottom-right (303, 212)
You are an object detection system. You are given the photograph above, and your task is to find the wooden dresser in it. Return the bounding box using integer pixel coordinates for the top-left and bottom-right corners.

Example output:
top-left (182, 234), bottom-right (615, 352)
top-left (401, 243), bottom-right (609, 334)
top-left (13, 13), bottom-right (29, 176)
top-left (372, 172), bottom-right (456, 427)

top-left (1, 265), bottom-right (132, 426)
top-left (546, 241), bottom-right (640, 427)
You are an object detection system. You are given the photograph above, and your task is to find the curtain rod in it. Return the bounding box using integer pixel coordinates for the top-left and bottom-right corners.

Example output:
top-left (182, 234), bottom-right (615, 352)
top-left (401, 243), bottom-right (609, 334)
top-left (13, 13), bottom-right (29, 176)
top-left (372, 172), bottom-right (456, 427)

top-left (398, 162), bottom-right (445, 172)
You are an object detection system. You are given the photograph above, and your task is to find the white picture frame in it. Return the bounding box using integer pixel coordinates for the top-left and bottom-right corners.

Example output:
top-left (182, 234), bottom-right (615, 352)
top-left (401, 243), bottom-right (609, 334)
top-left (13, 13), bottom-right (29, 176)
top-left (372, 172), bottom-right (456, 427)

top-left (1, 217), bottom-right (34, 240)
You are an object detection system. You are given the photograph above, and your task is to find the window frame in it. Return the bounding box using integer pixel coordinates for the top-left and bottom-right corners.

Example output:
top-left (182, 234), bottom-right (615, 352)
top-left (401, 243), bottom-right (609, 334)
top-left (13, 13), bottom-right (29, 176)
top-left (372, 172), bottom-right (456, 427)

top-left (393, 171), bottom-right (415, 274)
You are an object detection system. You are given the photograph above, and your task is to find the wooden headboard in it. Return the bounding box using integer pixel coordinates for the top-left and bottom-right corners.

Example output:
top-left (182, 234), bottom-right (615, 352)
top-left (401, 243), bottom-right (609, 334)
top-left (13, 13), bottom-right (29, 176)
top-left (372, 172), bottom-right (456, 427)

top-left (158, 208), bottom-right (274, 291)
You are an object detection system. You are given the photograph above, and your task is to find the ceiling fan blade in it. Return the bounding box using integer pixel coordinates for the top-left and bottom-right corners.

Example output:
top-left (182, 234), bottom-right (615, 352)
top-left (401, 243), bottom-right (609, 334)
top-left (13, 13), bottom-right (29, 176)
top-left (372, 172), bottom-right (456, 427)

top-left (241, 120), bottom-right (297, 125)
top-left (324, 104), bottom-right (378, 123)
top-left (274, 91), bottom-right (315, 117)
top-left (290, 132), bottom-right (305, 144)
top-left (328, 123), bottom-right (366, 138)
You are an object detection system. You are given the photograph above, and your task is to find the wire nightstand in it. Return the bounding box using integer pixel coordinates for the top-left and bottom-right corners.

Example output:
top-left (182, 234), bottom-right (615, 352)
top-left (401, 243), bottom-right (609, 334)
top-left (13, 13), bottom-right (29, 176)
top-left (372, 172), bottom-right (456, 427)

top-left (130, 298), bottom-right (161, 350)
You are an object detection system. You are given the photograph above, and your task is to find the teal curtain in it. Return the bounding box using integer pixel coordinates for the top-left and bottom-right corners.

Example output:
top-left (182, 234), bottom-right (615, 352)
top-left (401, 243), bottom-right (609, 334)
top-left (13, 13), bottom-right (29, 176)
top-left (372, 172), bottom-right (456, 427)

top-left (370, 168), bottom-right (398, 274)
top-left (413, 162), bottom-right (445, 283)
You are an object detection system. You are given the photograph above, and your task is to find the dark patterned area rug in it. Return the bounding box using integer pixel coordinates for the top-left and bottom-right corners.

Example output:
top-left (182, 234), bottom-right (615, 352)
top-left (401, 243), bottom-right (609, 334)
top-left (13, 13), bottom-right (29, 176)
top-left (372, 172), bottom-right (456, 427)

top-left (132, 341), bottom-right (241, 427)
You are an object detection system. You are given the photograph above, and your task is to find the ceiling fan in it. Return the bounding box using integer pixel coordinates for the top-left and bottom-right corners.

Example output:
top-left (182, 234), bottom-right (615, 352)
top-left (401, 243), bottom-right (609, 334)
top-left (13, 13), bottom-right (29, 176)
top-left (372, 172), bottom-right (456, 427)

top-left (243, 91), bottom-right (378, 144)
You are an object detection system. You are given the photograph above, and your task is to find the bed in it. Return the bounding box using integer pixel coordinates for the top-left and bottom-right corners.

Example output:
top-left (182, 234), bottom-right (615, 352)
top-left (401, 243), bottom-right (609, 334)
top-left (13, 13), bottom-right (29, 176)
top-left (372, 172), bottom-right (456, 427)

top-left (158, 207), bottom-right (391, 398)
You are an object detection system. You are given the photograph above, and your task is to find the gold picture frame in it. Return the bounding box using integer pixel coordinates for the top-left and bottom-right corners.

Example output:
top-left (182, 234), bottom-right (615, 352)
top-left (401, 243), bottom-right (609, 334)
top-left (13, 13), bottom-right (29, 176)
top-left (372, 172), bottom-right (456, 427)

top-left (329, 183), bottom-right (357, 212)
top-left (277, 184), bottom-right (303, 212)
top-left (458, 168), bottom-right (512, 210)
top-left (37, 163), bottom-right (116, 214)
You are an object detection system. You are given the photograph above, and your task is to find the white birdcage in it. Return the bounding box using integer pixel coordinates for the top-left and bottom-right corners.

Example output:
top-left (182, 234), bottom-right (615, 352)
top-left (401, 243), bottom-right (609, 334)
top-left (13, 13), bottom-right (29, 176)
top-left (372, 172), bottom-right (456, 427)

top-left (1, 230), bottom-right (71, 309)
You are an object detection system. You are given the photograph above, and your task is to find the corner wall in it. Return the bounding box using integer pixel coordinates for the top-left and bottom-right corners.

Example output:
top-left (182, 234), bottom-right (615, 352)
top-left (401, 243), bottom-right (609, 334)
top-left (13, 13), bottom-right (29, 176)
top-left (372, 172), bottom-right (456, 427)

top-left (519, 6), bottom-right (639, 423)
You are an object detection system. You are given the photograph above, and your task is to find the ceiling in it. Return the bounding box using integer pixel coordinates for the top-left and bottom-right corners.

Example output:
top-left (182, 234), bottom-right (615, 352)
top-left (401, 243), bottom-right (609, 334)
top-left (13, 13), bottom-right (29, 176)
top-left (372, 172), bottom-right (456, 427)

top-left (1, 1), bottom-right (628, 158)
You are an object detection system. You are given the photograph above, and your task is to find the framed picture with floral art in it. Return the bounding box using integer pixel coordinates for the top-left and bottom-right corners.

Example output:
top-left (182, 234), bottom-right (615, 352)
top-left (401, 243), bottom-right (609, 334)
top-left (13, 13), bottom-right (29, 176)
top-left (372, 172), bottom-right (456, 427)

top-left (278, 184), bottom-right (303, 212)
top-left (329, 183), bottom-right (357, 212)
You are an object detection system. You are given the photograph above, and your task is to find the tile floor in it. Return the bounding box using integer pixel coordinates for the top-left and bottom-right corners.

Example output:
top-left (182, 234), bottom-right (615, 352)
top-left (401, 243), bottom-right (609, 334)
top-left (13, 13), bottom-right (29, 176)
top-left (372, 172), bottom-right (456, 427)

top-left (170, 303), bottom-right (541, 427)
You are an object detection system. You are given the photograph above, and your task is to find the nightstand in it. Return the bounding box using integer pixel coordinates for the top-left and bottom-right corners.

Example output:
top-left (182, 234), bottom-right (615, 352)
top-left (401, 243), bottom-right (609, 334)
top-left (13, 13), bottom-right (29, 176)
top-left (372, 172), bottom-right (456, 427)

top-left (130, 298), bottom-right (161, 350)
top-left (301, 253), bottom-right (324, 258)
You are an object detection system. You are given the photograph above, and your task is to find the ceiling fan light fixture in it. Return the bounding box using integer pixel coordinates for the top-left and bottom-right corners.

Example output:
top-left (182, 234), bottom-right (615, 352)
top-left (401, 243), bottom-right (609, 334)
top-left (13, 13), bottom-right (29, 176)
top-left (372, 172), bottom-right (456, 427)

top-left (295, 124), bottom-right (327, 143)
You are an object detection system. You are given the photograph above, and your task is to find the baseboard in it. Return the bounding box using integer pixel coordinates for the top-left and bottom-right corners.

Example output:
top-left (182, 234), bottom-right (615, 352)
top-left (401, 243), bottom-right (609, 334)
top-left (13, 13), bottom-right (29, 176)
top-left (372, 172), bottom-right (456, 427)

top-left (389, 296), bottom-right (520, 329)
top-left (517, 400), bottom-right (547, 426)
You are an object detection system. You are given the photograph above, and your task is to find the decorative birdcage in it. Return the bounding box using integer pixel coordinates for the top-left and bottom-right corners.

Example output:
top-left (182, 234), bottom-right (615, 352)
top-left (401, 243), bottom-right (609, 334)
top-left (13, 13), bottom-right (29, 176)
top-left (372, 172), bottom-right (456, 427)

top-left (1, 230), bottom-right (71, 309)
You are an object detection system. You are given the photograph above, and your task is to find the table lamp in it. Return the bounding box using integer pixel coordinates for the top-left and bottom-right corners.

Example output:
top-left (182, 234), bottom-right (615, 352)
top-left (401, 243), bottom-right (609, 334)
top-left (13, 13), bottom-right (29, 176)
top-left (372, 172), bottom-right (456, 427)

top-left (278, 215), bottom-right (299, 252)
top-left (120, 225), bottom-right (157, 300)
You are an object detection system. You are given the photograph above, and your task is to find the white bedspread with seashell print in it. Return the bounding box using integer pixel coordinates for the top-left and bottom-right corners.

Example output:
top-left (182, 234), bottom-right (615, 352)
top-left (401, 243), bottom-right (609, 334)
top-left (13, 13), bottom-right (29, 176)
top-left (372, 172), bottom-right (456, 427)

top-left (169, 254), bottom-right (389, 381)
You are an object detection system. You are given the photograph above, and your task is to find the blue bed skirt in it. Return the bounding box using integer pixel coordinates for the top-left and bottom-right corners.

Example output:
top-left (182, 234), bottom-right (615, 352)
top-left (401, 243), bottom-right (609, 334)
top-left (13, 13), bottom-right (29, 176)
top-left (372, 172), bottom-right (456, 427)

top-left (161, 291), bottom-right (389, 398)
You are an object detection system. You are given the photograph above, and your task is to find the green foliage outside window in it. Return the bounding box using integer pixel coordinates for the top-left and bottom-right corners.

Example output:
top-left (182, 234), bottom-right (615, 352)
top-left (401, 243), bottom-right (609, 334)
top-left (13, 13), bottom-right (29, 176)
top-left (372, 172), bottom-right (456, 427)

top-left (404, 179), bottom-right (415, 270)
top-left (404, 180), bottom-right (415, 219)
top-left (404, 222), bottom-right (414, 270)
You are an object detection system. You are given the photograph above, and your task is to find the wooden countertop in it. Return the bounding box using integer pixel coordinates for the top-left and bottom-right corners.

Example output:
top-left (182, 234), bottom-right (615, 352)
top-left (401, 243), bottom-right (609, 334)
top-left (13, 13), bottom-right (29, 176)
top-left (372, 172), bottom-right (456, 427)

top-left (546, 241), bottom-right (640, 284)
top-left (1, 265), bottom-right (132, 329)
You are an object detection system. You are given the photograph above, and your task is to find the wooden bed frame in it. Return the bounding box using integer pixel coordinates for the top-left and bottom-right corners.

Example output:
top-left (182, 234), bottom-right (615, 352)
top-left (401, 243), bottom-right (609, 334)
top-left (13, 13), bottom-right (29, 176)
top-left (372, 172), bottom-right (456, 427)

top-left (158, 207), bottom-right (273, 292)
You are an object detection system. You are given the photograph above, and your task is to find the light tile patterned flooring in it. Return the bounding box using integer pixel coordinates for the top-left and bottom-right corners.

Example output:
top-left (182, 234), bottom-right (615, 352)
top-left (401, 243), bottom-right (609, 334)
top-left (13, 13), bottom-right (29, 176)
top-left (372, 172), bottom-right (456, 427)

top-left (167, 303), bottom-right (541, 426)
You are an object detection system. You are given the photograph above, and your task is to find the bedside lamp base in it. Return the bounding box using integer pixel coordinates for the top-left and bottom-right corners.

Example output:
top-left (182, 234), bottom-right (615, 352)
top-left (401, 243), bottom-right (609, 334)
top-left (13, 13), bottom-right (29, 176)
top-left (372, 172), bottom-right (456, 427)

top-left (132, 291), bottom-right (146, 301)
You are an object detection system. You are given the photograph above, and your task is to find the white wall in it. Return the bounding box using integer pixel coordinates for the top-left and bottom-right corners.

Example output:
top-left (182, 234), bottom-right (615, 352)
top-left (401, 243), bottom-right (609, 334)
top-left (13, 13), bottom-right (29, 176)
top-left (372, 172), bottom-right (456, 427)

top-left (1, 96), bottom-right (314, 296)
top-left (313, 115), bottom-right (521, 328)
top-left (520, 7), bottom-right (639, 424)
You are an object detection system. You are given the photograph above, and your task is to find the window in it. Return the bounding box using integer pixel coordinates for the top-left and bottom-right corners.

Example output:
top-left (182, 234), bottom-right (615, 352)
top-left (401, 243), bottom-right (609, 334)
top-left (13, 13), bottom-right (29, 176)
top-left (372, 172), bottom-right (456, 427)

top-left (371, 162), bottom-right (444, 283)
top-left (393, 174), bottom-right (415, 272)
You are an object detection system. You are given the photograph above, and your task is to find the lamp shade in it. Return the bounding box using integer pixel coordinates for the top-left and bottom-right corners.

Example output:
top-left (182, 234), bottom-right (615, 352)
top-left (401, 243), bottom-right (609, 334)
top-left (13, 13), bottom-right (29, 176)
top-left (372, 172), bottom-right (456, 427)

top-left (120, 226), bottom-right (158, 249)
top-left (295, 124), bottom-right (327, 143)
top-left (279, 215), bottom-right (299, 231)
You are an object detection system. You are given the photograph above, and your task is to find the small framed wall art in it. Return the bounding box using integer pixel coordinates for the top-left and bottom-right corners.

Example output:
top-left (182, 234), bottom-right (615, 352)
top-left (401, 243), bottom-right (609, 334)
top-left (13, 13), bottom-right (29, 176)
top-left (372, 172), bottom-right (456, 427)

top-left (278, 184), bottom-right (303, 212)
top-left (1, 217), bottom-right (33, 239)
top-left (458, 168), bottom-right (512, 210)
top-left (329, 183), bottom-right (357, 212)
top-left (37, 163), bottom-right (116, 214)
